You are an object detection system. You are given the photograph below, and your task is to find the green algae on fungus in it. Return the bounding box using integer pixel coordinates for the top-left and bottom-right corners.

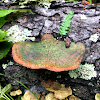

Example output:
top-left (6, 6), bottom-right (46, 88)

top-left (12, 34), bottom-right (85, 72)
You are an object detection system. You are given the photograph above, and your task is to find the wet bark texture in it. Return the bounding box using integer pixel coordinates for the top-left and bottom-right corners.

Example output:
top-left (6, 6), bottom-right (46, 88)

top-left (0, 1), bottom-right (100, 100)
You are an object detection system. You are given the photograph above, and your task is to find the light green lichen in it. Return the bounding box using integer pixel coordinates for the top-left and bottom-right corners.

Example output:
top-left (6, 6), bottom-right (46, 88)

top-left (5, 25), bottom-right (35, 43)
top-left (2, 63), bottom-right (8, 69)
top-left (2, 61), bottom-right (14, 69)
top-left (68, 63), bottom-right (97, 80)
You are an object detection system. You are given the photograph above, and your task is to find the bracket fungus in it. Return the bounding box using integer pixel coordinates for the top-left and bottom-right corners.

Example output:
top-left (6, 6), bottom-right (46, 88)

top-left (12, 34), bottom-right (85, 72)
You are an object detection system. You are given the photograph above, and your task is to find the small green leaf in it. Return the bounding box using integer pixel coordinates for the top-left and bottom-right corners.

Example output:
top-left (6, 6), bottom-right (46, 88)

top-left (0, 39), bottom-right (8, 42)
top-left (0, 29), bottom-right (8, 40)
top-left (6, 93), bottom-right (14, 100)
top-left (16, 95), bottom-right (22, 100)
top-left (0, 42), bottom-right (13, 60)
top-left (0, 17), bottom-right (7, 28)
top-left (2, 84), bottom-right (12, 94)
top-left (1, 91), bottom-right (11, 100)
top-left (0, 84), bottom-right (14, 100)
top-left (88, 0), bottom-right (92, 4)
top-left (0, 96), bottom-right (5, 100)
top-left (59, 11), bottom-right (74, 35)
top-left (0, 9), bottom-right (33, 17)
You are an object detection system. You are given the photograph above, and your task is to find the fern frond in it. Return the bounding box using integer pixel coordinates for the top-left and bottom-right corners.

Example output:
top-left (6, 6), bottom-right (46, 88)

top-left (59, 11), bottom-right (74, 35)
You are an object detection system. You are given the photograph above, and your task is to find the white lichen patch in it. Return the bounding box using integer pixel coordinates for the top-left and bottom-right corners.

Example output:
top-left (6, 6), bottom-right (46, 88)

top-left (89, 34), bottom-right (99, 42)
top-left (68, 63), bottom-right (97, 80)
top-left (5, 25), bottom-right (35, 43)
top-left (80, 14), bottom-right (87, 20)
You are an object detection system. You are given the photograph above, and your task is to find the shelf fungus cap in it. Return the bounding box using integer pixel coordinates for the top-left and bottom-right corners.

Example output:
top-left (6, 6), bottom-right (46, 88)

top-left (12, 34), bottom-right (85, 72)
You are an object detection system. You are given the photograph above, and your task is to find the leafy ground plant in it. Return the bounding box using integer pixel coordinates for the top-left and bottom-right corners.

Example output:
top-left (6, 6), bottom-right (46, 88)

top-left (0, 29), bottom-right (13, 60)
top-left (0, 84), bottom-right (13, 100)
top-left (0, 29), bottom-right (9, 42)
top-left (0, 9), bottom-right (33, 28)
top-left (0, 42), bottom-right (13, 60)
top-left (59, 11), bottom-right (74, 35)
top-left (0, 73), bottom-right (39, 100)
top-left (0, 9), bottom-right (33, 60)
